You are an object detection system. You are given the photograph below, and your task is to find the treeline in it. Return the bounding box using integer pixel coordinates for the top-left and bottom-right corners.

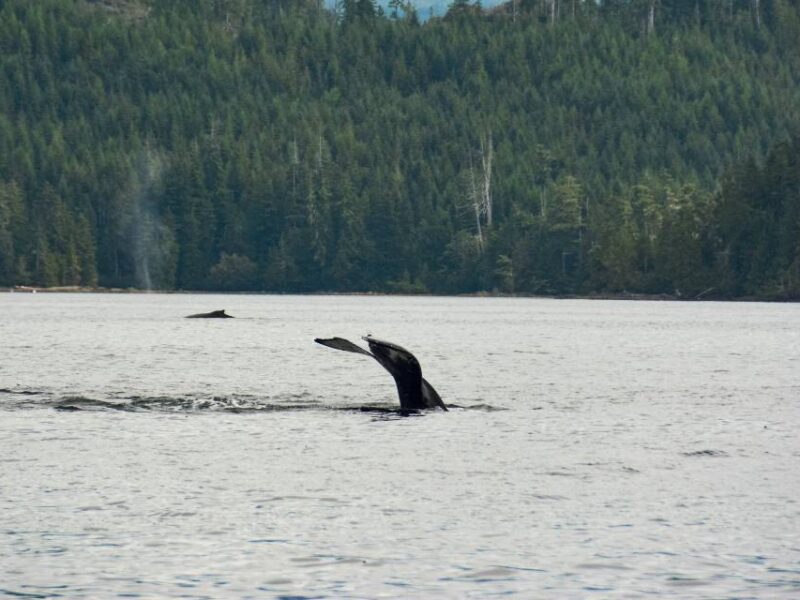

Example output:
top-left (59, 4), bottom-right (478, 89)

top-left (0, 0), bottom-right (799, 298)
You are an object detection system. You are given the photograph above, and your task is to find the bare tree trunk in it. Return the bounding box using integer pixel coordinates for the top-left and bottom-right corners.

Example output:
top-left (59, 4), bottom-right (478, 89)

top-left (470, 166), bottom-right (483, 250)
top-left (480, 130), bottom-right (493, 228)
top-left (547, 0), bottom-right (556, 25)
top-left (474, 203), bottom-right (483, 249)
top-left (463, 132), bottom-right (494, 251)
top-left (467, 154), bottom-right (483, 250)
top-left (752, 0), bottom-right (761, 28)
top-left (541, 187), bottom-right (547, 218)
top-left (290, 137), bottom-right (299, 199)
top-left (647, 1), bottom-right (656, 34)
top-left (317, 129), bottom-right (324, 172)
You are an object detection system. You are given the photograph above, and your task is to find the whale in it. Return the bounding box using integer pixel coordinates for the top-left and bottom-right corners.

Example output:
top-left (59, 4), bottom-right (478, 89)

top-left (314, 336), bottom-right (447, 411)
top-left (185, 309), bottom-right (234, 318)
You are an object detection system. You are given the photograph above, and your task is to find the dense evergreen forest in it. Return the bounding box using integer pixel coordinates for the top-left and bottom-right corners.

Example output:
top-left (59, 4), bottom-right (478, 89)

top-left (0, 0), bottom-right (799, 298)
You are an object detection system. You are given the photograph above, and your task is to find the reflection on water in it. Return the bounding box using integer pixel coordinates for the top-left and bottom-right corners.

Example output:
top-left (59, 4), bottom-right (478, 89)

top-left (0, 293), bottom-right (798, 598)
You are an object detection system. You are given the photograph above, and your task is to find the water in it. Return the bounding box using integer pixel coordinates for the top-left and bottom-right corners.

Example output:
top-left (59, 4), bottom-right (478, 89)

top-left (1, 293), bottom-right (798, 598)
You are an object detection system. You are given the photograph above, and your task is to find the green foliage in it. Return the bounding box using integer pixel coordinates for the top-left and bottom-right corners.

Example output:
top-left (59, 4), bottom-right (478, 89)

top-left (208, 252), bottom-right (258, 290)
top-left (0, 180), bottom-right (24, 285)
top-left (0, 0), bottom-right (798, 298)
top-left (713, 135), bottom-right (800, 298)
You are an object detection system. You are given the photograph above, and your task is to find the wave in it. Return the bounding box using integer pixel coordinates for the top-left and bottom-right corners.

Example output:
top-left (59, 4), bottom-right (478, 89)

top-left (0, 387), bottom-right (502, 414)
top-left (0, 387), bottom-right (44, 396)
top-left (682, 449), bottom-right (729, 457)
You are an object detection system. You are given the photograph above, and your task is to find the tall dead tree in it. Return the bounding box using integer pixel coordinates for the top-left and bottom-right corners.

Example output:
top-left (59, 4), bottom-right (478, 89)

top-left (647, 0), bottom-right (656, 34)
top-left (752, 0), bottom-right (761, 28)
top-left (290, 137), bottom-right (299, 200)
top-left (546, 0), bottom-right (558, 25)
top-left (467, 158), bottom-right (483, 250)
top-left (479, 130), bottom-right (494, 228)
top-left (464, 131), bottom-right (494, 251)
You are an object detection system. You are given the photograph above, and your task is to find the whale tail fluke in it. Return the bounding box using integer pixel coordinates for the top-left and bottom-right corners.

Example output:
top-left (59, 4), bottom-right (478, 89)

top-left (422, 377), bottom-right (447, 411)
top-left (314, 335), bottom-right (446, 411)
top-left (314, 337), bottom-right (373, 357)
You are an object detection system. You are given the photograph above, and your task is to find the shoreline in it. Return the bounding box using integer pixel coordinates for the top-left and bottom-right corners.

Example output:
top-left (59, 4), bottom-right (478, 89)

top-left (1, 285), bottom-right (797, 303)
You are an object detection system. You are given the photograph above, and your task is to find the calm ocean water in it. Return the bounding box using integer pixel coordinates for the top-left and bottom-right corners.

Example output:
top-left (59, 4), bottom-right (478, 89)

top-left (1, 293), bottom-right (798, 598)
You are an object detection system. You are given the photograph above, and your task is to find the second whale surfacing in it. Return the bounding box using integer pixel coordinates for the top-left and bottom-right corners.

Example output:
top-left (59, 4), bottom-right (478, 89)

top-left (314, 336), bottom-right (447, 412)
top-left (185, 309), bottom-right (234, 319)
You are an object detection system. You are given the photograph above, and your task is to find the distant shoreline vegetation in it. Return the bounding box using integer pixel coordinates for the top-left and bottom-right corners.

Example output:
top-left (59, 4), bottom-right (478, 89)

top-left (3, 286), bottom-right (798, 303)
top-left (0, 0), bottom-right (799, 300)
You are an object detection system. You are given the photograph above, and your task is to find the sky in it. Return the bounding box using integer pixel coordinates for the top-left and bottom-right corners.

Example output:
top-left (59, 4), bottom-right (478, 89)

top-left (324, 1), bottom-right (506, 19)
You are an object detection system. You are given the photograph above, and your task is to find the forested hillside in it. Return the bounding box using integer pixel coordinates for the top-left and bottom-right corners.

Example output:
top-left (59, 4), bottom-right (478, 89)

top-left (0, 0), bottom-right (799, 298)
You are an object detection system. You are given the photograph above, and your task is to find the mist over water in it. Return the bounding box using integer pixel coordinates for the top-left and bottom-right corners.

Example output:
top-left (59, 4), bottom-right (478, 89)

top-left (1, 293), bottom-right (798, 598)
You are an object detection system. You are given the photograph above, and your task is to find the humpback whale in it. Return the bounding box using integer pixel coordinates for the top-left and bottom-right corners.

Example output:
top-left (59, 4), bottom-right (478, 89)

top-left (314, 336), bottom-right (447, 411)
top-left (185, 310), bottom-right (234, 318)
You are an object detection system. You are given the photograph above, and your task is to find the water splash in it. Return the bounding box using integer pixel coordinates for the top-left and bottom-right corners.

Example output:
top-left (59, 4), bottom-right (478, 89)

top-left (0, 388), bottom-right (500, 415)
top-left (122, 149), bottom-right (171, 291)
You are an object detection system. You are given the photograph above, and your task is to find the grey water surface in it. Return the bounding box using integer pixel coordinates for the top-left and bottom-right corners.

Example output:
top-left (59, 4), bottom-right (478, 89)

top-left (1, 293), bottom-right (798, 598)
